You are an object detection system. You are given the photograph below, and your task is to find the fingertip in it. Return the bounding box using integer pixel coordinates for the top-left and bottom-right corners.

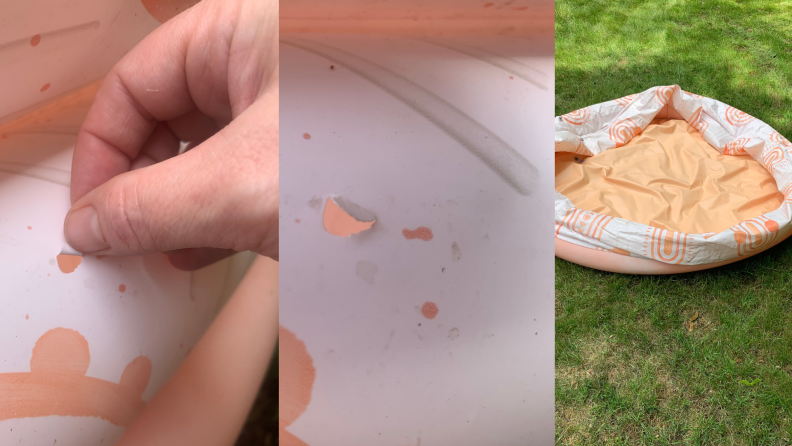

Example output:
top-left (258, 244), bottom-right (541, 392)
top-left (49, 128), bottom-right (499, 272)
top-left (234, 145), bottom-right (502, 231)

top-left (64, 205), bottom-right (110, 254)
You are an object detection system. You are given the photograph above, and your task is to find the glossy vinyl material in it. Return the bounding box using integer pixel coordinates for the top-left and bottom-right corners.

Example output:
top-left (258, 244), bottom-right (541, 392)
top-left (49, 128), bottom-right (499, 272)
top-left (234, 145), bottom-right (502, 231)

top-left (0, 1), bottom-right (254, 443)
top-left (280, 34), bottom-right (554, 445)
top-left (557, 118), bottom-right (782, 235)
top-left (555, 85), bottom-right (792, 269)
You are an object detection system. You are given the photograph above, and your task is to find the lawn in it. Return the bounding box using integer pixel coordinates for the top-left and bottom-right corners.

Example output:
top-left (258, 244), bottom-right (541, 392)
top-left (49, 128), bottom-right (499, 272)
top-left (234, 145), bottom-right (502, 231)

top-left (555, 0), bottom-right (792, 444)
top-left (235, 350), bottom-right (278, 445)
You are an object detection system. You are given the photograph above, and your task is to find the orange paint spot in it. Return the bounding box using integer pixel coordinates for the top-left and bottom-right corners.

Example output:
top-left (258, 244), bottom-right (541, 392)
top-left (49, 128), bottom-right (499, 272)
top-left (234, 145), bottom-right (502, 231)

top-left (280, 325), bottom-right (315, 446)
top-left (40, 83), bottom-right (50, 93)
top-left (118, 284), bottom-right (126, 293)
top-left (765, 220), bottom-right (779, 232)
top-left (509, 76), bottom-right (514, 79)
top-left (56, 254), bottom-right (81, 274)
top-left (25, 315), bottom-right (29, 320)
top-left (119, 356), bottom-right (152, 397)
top-left (483, 2), bottom-right (494, 6)
top-left (0, 328), bottom-right (151, 426)
top-left (30, 34), bottom-right (41, 47)
top-left (27, 226), bottom-right (32, 230)
top-left (402, 227), bottom-right (433, 241)
top-left (139, 0), bottom-right (200, 23)
top-left (303, 133), bottom-right (311, 140)
top-left (323, 198), bottom-right (375, 237)
top-left (421, 302), bottom-right (439, 319)
top-left (31, 328), bottom-right (90, 374)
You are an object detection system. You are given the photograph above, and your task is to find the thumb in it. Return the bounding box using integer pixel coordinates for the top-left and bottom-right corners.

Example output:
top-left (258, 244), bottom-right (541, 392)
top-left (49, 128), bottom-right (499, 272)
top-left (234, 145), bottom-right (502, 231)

top-left (63, 104), bottom-right (278, 258)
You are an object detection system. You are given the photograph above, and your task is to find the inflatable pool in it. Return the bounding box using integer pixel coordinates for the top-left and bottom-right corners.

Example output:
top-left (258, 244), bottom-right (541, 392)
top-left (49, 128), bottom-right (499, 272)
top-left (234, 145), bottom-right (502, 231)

top-left (555, 85), bottom-right (792, 274)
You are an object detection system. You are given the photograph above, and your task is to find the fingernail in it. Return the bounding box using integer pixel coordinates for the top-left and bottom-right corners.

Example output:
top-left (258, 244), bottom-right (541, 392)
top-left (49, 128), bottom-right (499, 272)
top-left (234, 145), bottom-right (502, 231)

top-left (64, 206), bottom-right (109, 253)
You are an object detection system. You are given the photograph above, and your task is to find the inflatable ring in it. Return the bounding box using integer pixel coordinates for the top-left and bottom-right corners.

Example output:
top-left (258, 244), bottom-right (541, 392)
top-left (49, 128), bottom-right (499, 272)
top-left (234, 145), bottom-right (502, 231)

top-left (555, 85), bottom-right (792, 274)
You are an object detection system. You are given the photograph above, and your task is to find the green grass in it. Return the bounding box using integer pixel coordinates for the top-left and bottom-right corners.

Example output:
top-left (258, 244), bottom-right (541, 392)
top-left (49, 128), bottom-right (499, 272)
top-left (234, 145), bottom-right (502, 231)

top-left (556, 1), bottom-right (792, 444)
top-left (235, 349), bottom-right (278, 445)
top-left (556, 0), bottom-right (792, 135)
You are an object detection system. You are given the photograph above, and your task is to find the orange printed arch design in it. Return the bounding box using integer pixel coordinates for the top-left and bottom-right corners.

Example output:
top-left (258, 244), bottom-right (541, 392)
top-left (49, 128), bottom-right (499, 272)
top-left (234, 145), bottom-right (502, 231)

top-left (567, 136), bottom-right (589, 155)
top-left (555, 138), bottom-right (588, 155)
top-left (558, 208), bottom-right (613, 240)
top-left (654, 86), bottom-right (676, 106)
top-left (770, 131), bottom-right (792, 150)
top-left (561, 107), bottom-right (591, 125)
top-left (725, 106), bottom-right (755, 127)
top-left (608, 118), bottom-right (641, 147)
top-left (0, 328), bottom-right (151, 426)
top-left (643, 228), bottom-right (690, 264)
top-left (615, 94), bottom-right (637, 107)
top-left (723, 137), bottom-right (749, 155)
top-left (761, 144), bottom-right (785, 175)
top-left (732, 216), bottom-right (779, 257)
top-left (683, 90), bottom-right (703, 99)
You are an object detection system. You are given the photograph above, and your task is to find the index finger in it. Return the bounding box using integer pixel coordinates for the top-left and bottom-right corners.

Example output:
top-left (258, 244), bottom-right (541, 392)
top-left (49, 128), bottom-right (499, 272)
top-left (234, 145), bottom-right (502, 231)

top-left (70, 0), bottom-right (236, 203)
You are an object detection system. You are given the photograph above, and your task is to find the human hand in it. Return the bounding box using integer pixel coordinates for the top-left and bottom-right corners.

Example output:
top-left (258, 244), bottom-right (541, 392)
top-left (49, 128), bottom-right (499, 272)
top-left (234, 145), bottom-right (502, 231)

top-left (64, 0), bottom-right (278, 270)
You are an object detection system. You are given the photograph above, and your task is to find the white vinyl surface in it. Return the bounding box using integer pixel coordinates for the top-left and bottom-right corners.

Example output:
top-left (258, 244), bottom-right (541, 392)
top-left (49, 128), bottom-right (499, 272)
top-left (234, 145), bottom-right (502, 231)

top-left (0, 1), bottom-right (254, 441)
top-left (281, 34), bottom-right (554, 445)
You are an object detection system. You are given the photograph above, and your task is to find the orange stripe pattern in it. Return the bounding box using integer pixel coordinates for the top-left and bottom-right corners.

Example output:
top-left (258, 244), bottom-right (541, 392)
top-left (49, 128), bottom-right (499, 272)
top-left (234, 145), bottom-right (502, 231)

top-left (761, 145), bottom-right (784, 175)
top-left (725, 106), bottom-right (755, 127)
top-left (723, 137), bottom-right (749, 155)
top-left (561, 107), bottom-right (591, 125)
top-left (654, 86), bottom-right (675, 106)
top-left (558, 208), bottom-right (613, 240)
top-left (608, 118), bottom-right (641, 148)
top-left (643, 228), bottom-right (690, 264)
top-left (615, 94), bottom-right (637, 107)
top-left (731, 216), bottom-right (779, 257)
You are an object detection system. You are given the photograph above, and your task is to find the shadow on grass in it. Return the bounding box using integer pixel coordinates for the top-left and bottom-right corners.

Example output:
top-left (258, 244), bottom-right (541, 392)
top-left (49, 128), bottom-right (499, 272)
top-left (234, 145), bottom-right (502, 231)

top-left (556, 0), bottom-right (792, 137)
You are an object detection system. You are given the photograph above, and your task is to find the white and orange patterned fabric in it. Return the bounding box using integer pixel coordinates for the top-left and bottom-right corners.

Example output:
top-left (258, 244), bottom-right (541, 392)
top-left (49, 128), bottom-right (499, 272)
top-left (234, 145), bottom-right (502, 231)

top-left (555, 85), bottom-right (792, 265)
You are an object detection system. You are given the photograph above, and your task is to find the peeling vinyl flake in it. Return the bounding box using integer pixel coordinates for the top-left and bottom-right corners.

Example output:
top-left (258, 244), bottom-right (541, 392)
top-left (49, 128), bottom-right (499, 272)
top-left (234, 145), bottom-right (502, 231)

top-left (56, 254), bottom-right (81, 274)
top-left (323, 197), bottom-right (376, 237)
